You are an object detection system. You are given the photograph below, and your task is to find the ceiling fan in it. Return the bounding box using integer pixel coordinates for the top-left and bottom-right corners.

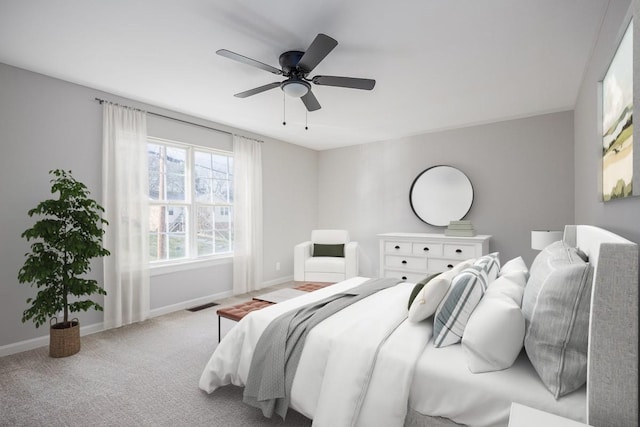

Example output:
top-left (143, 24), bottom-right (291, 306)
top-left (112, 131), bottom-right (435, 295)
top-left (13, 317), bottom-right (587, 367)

top-left (216, 33), bottom-right (376, 112)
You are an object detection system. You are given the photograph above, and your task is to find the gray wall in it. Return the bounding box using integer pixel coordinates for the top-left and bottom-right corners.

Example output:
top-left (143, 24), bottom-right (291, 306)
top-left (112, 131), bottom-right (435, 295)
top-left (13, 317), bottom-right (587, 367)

top-left (574, 0), bottom-right (640, 244)
top-left (318, 111), bottom-right (575, 275)
top-left (0, 62), bottom-right (317, 349)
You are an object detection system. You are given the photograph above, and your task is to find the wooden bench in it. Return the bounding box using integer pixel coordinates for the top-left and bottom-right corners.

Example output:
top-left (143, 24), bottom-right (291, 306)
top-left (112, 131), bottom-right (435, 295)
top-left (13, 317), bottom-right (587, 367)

top-left (216, 282), bottom-right (334, 342)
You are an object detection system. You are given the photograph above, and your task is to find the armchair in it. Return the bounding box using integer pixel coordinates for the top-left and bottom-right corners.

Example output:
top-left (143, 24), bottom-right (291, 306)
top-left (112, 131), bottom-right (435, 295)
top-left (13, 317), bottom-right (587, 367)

top-left (294, 230), bottom-right (359, 282)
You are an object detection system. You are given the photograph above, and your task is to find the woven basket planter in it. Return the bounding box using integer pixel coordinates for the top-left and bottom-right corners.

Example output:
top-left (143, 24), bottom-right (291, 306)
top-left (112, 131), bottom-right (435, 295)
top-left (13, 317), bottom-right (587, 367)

top-left (49, 318), bottom-right (80, 358)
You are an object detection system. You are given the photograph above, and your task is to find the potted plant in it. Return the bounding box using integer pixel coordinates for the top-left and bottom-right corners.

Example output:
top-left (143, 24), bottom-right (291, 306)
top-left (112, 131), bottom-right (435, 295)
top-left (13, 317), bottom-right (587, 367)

top-left (18, 169), bottom-right (110, 357)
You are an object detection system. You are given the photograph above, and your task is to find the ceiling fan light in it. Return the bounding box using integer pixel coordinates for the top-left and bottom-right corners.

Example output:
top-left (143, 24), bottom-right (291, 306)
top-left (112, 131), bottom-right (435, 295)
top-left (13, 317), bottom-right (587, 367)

top-left (281, 80), bottom-right (310, 98)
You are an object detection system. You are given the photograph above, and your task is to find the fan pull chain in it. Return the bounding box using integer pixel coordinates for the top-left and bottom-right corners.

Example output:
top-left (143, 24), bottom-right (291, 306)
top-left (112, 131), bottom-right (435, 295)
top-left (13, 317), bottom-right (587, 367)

top-left (282, 92), bottom-right (286, 126)
top-left (305, 110), bottom-right (308, 130)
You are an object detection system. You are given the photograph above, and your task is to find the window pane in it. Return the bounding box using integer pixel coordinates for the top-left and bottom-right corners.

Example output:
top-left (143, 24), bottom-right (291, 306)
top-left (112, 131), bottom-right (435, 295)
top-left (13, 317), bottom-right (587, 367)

top-left (212, 154), bottom-right (230, 175)
top-left (166, 173), bottom-right (185, 201)
top-left (212, 179), bottom-right (230, 203)
top-left (167, 206), bottom-right (186, 233)
top-left (148, 171), bottom-right (161, 200)
top-left (168, 235), bottom-right (186, 259)
top-left (149, 231), bottom-right (161, 261)
top-left (195, 151), bottom-right (213, 178)
top-left (215, 206), bottom-right (233, 253)
top-left (166, 147), bottom-right (186, 174)
top-left (148, 144), bottom-right (162, 200)
top-left (147, 144), bottom-right (161, 173)
top-left (195, 177), bottom-right (212, 203)
top-left (149, 205), bottom-right (187, 261)
top-left (196, 206), bottom-right (213, 256)
top-left (228, 157), bottom-right (234, 202)
top-left (197, 235), bottom-right (214, 257)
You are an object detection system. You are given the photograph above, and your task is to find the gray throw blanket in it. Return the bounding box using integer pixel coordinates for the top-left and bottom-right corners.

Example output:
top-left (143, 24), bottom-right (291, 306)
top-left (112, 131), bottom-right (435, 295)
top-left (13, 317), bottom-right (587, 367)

top-left (242, 277), bottom-right (401, 419)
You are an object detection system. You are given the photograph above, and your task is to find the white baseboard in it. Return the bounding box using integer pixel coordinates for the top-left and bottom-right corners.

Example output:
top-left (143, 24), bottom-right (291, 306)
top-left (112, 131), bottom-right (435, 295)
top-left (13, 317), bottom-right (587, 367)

top-left (0, 322), bottom-right (104, 358)
top-left (1, 286), bottom-right (280, 358)
top-left (149, 290), bottom-right (233, 318)
top-left (261, 275), bottom-right (293, 288)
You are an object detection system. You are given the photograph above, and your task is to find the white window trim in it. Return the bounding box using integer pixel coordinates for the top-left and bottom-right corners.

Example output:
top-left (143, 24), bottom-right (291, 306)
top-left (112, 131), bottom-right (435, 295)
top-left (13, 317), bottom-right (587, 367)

top-left (147, 136), bottom-right (234, 270)
top-left (150, 254), bottom-right (232, 276)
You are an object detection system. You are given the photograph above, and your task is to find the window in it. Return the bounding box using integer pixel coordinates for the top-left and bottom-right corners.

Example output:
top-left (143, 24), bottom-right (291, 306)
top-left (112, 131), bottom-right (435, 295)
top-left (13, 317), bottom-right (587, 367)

top-left (147, 137), bottom-right (233, 264)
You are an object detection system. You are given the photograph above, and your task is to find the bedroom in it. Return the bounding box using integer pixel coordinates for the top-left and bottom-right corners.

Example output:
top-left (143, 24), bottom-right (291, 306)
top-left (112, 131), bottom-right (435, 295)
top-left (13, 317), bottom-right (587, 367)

top-left (0, 0), bottom-right (639, 426)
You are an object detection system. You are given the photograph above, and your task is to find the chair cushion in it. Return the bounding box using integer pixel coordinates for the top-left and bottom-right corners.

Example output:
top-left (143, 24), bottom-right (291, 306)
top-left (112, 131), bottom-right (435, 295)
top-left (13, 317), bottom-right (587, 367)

top-left (305, 256), bottom-right (346, 273)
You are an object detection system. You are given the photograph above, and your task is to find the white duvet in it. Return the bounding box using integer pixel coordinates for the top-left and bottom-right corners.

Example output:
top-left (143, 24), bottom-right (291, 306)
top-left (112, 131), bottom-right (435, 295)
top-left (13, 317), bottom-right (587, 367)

top-left (199, 277), bottom-right (431, 427)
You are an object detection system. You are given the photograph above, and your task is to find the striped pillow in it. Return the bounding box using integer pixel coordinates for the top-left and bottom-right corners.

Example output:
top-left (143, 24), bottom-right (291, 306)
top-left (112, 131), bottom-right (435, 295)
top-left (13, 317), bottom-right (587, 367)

top-left (433, 266), bottom-right (488, 348)
top-left (473, 252), bottom-right (500, 283)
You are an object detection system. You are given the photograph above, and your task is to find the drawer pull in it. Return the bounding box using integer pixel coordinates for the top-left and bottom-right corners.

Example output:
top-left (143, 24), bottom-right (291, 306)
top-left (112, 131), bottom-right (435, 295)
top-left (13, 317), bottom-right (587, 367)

top-left (423, 247), bottom-right (430, 252)
top-left (447, 264), bottom-right (454, 269)
top-left (402, 276), bottom-right (407, 280)
top-left (401, 260), bottom-right (407, 264)
top-left (455, 249), bottom-right (462, 253)
top-left (394, 245), bottom-right (400, 249)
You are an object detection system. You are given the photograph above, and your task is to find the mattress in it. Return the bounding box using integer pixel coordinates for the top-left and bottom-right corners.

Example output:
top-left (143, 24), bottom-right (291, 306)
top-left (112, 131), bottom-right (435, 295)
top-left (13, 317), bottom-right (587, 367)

top-left (409, 324), bottom-right (587, 427)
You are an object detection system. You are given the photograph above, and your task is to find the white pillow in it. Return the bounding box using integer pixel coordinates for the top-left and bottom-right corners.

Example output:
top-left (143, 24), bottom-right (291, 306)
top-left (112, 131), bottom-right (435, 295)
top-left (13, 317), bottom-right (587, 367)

top-left (485, 271), bottom-right (527, 306)
top-left (499, 256), bottom-right (529, 280)
top-left (462, 293), bottom-right (525, 373)
top-left (408, 259), bottom-right (475, 323)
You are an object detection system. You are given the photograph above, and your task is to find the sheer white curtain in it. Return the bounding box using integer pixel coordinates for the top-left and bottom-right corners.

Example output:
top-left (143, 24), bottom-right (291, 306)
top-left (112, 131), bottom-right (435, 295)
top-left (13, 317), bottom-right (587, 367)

top-left (102, 102), bottom-right (150, 329)
top-left (233, 135), bottom-right (263, 295)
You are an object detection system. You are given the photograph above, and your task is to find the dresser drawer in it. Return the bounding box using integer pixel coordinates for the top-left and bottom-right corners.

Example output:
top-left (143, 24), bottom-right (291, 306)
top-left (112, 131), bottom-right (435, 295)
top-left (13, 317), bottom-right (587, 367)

top-left (412, 242), bottom-right (443, 257)
top-left (384, 241), bottom-right (413, 254)
top-left (443, 243), bottom-right (476, 260)
top-left (385, 255), bottom-right (427, 270)
top-left (427, 258), bottom-right (461, 272)
top-left (384, 270), bottom-right (427, 283)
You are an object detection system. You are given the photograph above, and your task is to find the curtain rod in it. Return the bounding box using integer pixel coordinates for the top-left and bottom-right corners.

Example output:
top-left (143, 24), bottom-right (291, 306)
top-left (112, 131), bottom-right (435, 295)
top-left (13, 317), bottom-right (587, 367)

top-left (94, 97), bottom-right (263, 143)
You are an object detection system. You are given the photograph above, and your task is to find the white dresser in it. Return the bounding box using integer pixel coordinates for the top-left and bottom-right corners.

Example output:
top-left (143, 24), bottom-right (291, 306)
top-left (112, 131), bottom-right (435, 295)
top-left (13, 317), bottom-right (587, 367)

top-left (378, 232), bottom-right (491, 282)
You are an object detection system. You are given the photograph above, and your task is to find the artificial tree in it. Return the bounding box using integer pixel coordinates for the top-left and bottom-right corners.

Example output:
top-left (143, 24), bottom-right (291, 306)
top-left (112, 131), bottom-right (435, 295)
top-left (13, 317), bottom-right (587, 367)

top-left (18, 169), bottom-right (110, 357)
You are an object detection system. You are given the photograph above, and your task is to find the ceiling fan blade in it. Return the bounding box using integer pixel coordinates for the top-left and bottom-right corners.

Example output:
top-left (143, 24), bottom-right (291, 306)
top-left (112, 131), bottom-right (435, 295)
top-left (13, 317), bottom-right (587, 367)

top-left (234, 82), bottom-right (281, 98)
top-left (312, 75), bottom-right (376, 90)
top-left (297, 34), bottom-right (338, 74)
top-left (301, 90), bottom-right (321, 111)
top-left (216, 49), bottom-right (283, 75)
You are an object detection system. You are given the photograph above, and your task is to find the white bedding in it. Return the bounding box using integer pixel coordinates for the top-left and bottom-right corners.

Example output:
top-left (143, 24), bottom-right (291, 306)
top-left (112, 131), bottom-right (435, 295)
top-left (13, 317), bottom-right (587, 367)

top-left (200, 277), bottom-right (586, 427)
top-left (410, 324), bottom-right (587, 427)
top-left (200, 277), bottom-right (430, 427)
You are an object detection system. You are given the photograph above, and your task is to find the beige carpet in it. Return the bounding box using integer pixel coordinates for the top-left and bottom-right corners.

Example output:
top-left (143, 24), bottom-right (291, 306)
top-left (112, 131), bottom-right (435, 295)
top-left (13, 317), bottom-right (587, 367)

top-left (0, 306), bottom-right (311, 427)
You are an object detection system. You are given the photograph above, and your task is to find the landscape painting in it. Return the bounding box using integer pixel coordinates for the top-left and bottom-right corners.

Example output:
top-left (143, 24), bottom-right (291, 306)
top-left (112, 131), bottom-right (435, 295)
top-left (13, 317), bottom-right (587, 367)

top-left (602, 19), bottom-right (633, 201)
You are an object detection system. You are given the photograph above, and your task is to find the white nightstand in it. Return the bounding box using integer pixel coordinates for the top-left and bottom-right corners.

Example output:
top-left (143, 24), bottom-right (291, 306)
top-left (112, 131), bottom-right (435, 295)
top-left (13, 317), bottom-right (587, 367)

top-left (508, 403), bottom-right (591, 427)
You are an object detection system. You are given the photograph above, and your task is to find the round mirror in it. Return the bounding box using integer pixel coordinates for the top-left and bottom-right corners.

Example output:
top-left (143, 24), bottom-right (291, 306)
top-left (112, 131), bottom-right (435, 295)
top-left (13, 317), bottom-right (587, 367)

top-left (409, 165), bottom-right (474, 226)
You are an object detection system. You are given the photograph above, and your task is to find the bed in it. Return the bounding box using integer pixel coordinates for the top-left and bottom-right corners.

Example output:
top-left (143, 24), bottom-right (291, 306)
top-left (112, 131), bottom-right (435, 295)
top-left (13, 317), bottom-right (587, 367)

top-left (199, 225), bottom-right (638, 427)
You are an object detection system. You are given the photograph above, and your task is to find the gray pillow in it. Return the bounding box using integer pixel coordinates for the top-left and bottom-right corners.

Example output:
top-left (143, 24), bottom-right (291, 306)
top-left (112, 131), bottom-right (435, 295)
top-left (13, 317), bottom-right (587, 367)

top-left (312, 243), bottom-right (345, 257)
top-left (522, 241), bottom-right (593, 398)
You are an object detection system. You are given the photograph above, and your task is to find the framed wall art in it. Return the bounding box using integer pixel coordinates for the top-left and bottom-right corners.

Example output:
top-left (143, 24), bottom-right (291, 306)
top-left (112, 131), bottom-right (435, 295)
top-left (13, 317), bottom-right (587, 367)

top-left (602, 19), bottom-right (634, 201)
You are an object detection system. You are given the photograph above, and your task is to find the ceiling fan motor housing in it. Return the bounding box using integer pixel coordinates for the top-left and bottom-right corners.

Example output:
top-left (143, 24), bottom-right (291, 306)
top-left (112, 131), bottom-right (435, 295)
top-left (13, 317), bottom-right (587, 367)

top-left (279, 51), bottom-right (305, 75)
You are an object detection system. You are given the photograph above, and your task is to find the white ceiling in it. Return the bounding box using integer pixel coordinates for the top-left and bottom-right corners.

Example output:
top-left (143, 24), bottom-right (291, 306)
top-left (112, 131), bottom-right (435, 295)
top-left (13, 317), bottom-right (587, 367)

top-left (0, 0), bottom-right (608, 150)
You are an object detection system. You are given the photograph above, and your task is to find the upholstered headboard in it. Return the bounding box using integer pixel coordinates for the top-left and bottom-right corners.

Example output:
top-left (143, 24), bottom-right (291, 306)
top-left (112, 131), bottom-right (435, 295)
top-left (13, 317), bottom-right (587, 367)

top-left (564, 225), bottom-right (639, 426)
